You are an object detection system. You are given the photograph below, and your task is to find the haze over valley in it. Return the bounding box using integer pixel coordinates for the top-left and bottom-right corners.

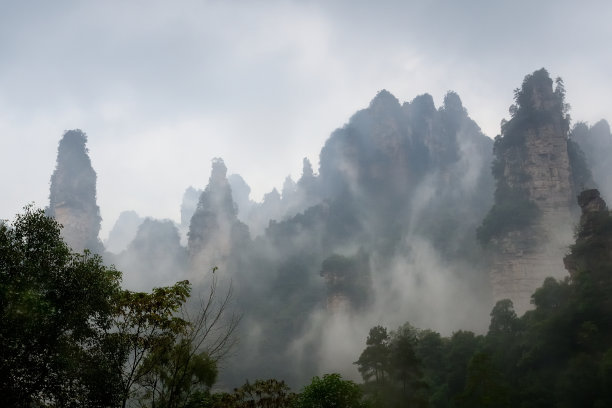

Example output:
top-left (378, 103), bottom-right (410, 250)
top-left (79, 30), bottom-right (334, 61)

top-left (3, 2), bottom-right (612, 407)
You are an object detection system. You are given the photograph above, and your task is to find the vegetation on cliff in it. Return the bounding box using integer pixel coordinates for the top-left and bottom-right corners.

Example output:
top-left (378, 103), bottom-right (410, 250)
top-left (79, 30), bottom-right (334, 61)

top-left (478, 69), bottom-right (570, 245)
top-left (47, 129), bottom-right (103, 253)
top-left (356, 189), bottom-right (612, 407)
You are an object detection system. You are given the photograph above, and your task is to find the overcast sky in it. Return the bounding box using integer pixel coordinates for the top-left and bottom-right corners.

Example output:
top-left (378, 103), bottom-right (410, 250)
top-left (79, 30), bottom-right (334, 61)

top-left (1, 0), bottom-right (611, 238)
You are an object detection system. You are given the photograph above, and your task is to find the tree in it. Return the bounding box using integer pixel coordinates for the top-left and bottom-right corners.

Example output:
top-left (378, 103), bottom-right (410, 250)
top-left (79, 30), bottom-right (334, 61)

top-left (114, 280), bottom-right (192, 407)
top-left (389, 325), bottom-right (428, 407)
top-left (0, 206), bottom-right (123, 407)
top-left (295, 373), bottom-right (367, 408)
top-left (137, 339), bottom-right (218, 408)
top-left (445, 331), bottom-right (483, 399)
top-left (415, 330), bottom-right (447, 406)
top-left (232, 378), bottom-right (296, 407)
top-left (356, 324), bottom-right (428, 407)
top-left (133, 276), bottom-right (241, 408)
top-left (487, 299), bottom-right (519, 337)
top-left (355, 326), bottom-right (390, 383)
top-left (455, 353), bottom-right (509, 408)
top-left (0, 206), bottom-right (239, 407)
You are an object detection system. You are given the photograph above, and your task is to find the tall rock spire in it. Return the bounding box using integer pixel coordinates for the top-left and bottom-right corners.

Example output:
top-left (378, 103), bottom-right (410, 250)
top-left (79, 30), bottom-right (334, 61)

top-left (187, 158), bottom-right (249, 269)
top-left (479, 69), bottom-right (575, 312)
top-left (47, 129), bottom-right (103, 253)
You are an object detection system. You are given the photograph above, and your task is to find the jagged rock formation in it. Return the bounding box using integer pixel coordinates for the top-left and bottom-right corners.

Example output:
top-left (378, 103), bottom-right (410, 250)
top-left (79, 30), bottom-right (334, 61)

top-left (259, 89), bottom-right (494, 314)
top-left (179, 186), bottom-right (202, 244)
top-left (47, 129), bottom-right (103, 253)
top-left (104, 210), bottom-right (143, 253)
top-left (480, 69), bottom-right (577, 312)
top-left (187, 158), bottom-right (250, 272)
top-left (571, 120), bottom-right (612, 201)
top-left (115, 218), bottom-right (187, 290)
top-left (227, 174), bottom-right (253, 219)
top-left (563, 189), bottom-right (611, 277)
top-left (230, 157), bottom-right (323, 237)
top-left (316, 89), bottom-right (495, 270)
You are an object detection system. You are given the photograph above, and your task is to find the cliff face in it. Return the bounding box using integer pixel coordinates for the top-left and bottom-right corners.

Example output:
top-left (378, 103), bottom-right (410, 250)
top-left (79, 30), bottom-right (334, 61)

top-left (563, 189), bottom-right (611, 278)
top-left (571, 120), bottom-right (612, 201)
top-left (483, 69), bottom-right (576, 312)
top-left (187, 158), bottom-right (249, 272)
top-left (47, 130), bottom-right (103, 253)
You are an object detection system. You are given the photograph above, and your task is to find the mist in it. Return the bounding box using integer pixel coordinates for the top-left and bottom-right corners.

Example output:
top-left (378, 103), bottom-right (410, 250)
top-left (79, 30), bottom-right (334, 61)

top-left (52, 87), bottom-right (498, 389)
top-left (9, 57), bottom-right (612, 408)
top-left (5, 3), bottom-right (612, 406)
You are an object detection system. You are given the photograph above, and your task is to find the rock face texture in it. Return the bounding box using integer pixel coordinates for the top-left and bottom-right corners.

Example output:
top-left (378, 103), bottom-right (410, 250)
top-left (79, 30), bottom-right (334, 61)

top-left (571, 120), bottom-right (612, 201)
top-left (482, 69), bottom-right (576, 312)
top-left (187, 159), bottom-right (249, 272)
top-left (563, 189), bottom-right (611, 278)
top-left (47, 130), bottom-right (103, 253)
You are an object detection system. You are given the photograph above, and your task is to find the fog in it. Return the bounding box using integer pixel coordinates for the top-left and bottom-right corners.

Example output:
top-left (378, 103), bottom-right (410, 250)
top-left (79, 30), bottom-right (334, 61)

top-left (3, 1), bottom-right (612, 239)
top-left (53, 88), bottom-right (494, 387)
top-left (17, 62), bottom-right (612, 391)
top-left (4, 1), bottom-right (612, 395)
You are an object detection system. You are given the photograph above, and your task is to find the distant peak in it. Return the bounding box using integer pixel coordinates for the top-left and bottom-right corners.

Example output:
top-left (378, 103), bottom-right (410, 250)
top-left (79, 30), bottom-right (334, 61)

top-left (61, 128), bottom-right (87, 143)
top-left (264, 188), bottom-right (281, 203)
top-left (228, 174), bottom-right (251, 195)
top-left (369, 89), bottom-right (400, 110)
top-left (210, 157), bottom-right (228, 183)
top-left (58, 129), bottom-right (88, 155)
top-left (409, 93), bottom-right (436, 114)
top-left (516, 68), bottom-right (556, 111)
top-left (302, 157), bottom-right (314, 178)
top-left (443, 91), bottom-right (464, 112)
top-left (591, 119), bottom-right (611, 135)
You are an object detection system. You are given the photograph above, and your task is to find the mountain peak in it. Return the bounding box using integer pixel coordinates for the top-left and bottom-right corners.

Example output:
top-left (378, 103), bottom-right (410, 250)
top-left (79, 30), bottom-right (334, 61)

top-left (369, 89), bottom-right (400, 111)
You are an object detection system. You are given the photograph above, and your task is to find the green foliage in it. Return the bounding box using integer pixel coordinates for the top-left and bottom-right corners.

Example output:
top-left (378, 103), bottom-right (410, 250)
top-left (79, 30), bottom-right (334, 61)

top-left (0, 206), bottom-right (122, 407)
top-left (187, 379), bottom-right (296, 408)
top-left (137, 339), bottom-right (218, 408)
top-left (497, 69), bottom-right (570, 149)
top-left (487, 299), bottom-right (519, 337)
top-left (455, 353), bottom-right (509, 408)
top-left (413, 331), bottom-right (451, 408)
top-left (114, 280), bottom-right (193, 406)
top-left (476, 184), bottom-right (540, 244)
top-left (356, 324), bottom-right (430, 407)
top-left (234, 379), bottom-right (296, 407)
top-left (478, 69), bottom-right (574, 245)
top-left (355, 326), bottom-right (391, 383)
top-left (0, 206), bottom-right (238, 407)
top-left (478, 195), bottom-right (612, 406)
top-left (117, 275), bottom-right (239, 408)
top-left (295, 373), bottom-right (367, 408)
top-left (49, 129), bottom-right (99, 211)
top-left (444, 331), bottom-right (484, 400)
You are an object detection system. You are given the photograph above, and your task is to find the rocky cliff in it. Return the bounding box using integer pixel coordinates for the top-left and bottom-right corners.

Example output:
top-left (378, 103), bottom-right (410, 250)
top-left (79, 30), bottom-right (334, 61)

top-left (480, 69), bottom-right (576, 312)
top-left (563, 189), bottom-right (611, 278)
top-left (47, 129), bottom-right (103, 253)
top-left (571, 120), bottom-right (612, 201)
top-left (187, 158), bottom-right (249, 273)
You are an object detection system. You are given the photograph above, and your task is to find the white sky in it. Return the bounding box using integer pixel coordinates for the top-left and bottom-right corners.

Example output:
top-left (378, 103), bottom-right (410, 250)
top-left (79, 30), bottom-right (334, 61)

top-left (1, 0), bottom-right (611, 238)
